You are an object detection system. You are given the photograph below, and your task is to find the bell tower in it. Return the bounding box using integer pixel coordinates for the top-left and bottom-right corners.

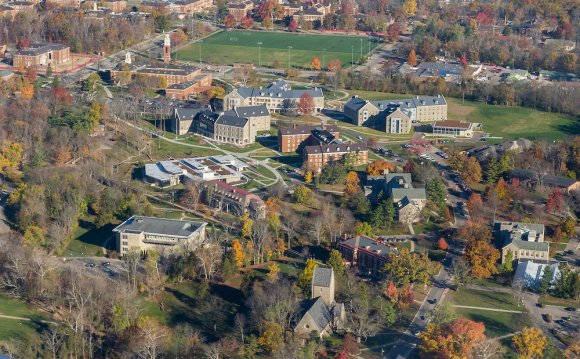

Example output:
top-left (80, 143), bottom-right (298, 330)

top-left (163, 33), bottom-right (171, 63)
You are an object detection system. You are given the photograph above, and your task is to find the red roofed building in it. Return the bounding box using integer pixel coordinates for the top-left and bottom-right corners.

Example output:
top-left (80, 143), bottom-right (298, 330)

top-left (201, 179), bottom-right (266, 219)
top-left (337, 235), bottom-right (398, 276)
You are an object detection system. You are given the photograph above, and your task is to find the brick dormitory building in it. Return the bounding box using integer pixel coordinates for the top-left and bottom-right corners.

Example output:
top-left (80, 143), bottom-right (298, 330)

top-left (277, 124), bottom-right (368, 173)
top-left (13, 43), bottom-right (71, 70)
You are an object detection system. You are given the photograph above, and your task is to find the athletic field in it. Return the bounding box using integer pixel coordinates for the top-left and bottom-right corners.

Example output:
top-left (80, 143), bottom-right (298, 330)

top-left (174, 30), bottom-right (380, 68)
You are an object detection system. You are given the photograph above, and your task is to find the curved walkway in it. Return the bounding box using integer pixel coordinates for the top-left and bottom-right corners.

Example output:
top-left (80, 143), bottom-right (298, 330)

top-left (452, 305), bottom-right (524, 313)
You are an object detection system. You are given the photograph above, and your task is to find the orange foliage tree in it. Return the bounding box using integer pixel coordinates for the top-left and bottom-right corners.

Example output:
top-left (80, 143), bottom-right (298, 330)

top-left (344, 171), bottom-right (361, 198)
top-left (310, 56), bottom-right (321, 70)
top-left (407, 48), bottom-right (417, 66)
top-left (465, 240), bottom-right (500, 279)
top-left (366, 159), bottom-right (394, 176)
top-left (438, 238), bottom-right (449, 251)
top-left (419, 318), bottom-right (486, 358)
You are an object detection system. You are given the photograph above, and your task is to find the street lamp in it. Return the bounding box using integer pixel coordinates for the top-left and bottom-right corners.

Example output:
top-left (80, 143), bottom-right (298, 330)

top-left (257, 42), bottom-right (262, 67)
top-left (351, 45), bottom-right (354, 67)
top-left (322, 48), bottom-right (326, 69)
top-left (287, 46), bottom-right (293, 69)
top-left (360, 38), bottom-right (363, 64)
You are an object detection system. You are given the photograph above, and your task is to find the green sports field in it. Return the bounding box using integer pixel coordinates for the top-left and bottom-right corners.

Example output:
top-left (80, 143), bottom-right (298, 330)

top-left (174, 30), bottom-right (379, 68)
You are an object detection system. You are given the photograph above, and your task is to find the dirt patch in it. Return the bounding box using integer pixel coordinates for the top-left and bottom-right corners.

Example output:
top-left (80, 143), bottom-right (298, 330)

top-left (447, 100), bottom-right (476, 121)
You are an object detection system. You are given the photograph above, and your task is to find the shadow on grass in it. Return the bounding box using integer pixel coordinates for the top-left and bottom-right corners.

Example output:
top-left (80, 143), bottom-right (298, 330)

top-left (75, 220), bottom-right (117, 250)
top-left (466, 312), bottom-right (522, 338)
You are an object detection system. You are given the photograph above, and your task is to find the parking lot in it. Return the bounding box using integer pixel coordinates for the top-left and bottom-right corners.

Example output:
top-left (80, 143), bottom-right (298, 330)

top-left (61, 257), bottom-right (127, 280)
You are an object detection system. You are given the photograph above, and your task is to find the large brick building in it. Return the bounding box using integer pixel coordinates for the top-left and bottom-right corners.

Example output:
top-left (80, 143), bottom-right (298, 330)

top-left (277, 124), bottom-right (339, 153)
top-left (13, 43), bottom-right (71, 70)
top-left (228, 0), bottom-right (253, 21)
top-left (304, 142), bottom-right (368, 173)
top-left (337, 235), bottom-right (398, 277)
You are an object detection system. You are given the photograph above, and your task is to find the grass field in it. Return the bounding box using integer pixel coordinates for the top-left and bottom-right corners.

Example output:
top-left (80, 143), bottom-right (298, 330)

top-left (0, 295), bottom-right (49, 342)
top-left (175, 30), bottom-right (380, 68)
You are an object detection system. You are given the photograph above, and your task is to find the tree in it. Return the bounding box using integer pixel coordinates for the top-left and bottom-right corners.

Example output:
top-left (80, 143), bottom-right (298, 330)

top-left (298, 92), bottom-right (315, 115)
top-left (327, 249), bottom-right (345, 277)
top-left (467, 193), bottom-right (484, 218)
top-left (170, 28), bottom-right (188, 46)
top-left (344, 171), bottom-right (361, 198)
top-left (297, 258), bottom-right (318, 292)
top-left (426, 178), bottom-right (447, 212)
top-left (418, 318), bottom-right (486, 359)
top-left (438, 238), bottom-right (449, 251)
top-left (407, 49), bottom-right (417, 66)
top-left (463, 157), bottom-right (482, 185)
top-left (293, 185), bottom-right (312, 204)
top-left (503, 249), bottom-right (514, 273)
top-left (451, 258), bottom-right (472, 288)
top-left (231, 239), bottom-right (245, 268)
top-left (512, 327), bottom-right (547, 359)
top-left (465, 240), bottom-right (500, 279)
top-left (241, 213), bottom-right (254, 238)
top-left (266, 263), bottom-right (280, 282)
top-left (206, 86), bottom-right (226, 99)
top-left (428, 302), bottom-right (457, 326)
top-left (288, 19), bottom-right (298, 32)
top-left (354, 222), bottom-right (373, 237)
top-left (225, 14), bottom-right (236, 28)
top-left (459, 53), bottom-right (468, 67)
top-left (258, 321), bottom-right (283, 352)
top-left (327, 59), bottom-right (341, 72)
top-left (545, 188), bottom-right (564, 214)
top-left (21, 82), bottom-right (34, 100)
top-left (458, 220), bottom-right (492, 243)
top-left (558, 217), bottom-right (576, 239)
top-left (383, 249), bottom-right (441, 286)
top-left (538, 265), bottom-right (552, 295)
top-left (402, 0), bottom-right (417, 16)
top-left (304, 170), bottom-right (313, 184)
top-left (564, 340), bottom-right (580, 359)
top-left (240, 16), bottom-right (254, 29)
top-left (196, 244), bottom-right (222, 281)
top-left (310, 56), bottom-right (321, 71)
top-left (366, 160), bottom-right (394, 176)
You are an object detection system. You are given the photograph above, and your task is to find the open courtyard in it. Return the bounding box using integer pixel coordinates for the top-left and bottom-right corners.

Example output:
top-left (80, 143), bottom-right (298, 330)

top-left (174, 30), bottom-right (380, 68)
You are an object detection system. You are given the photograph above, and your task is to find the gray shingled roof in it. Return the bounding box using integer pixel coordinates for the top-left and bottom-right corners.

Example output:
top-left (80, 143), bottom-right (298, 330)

top-left (344, 96), bottom-right (369, 113)
top-left (113, 216), bottom-right (206, 238)
top-left (216, 114), bottom-right (248, 128)
top-left (233, 105), bottom-right (268, 117)
top-left (312, 267), bottom-right (332, 287)
top-left (232, 80), bottom-right (324, 100)
top-left (503, 239), bottom-right (549, 252)
top-left (301, 297), bottom-right (332, 332)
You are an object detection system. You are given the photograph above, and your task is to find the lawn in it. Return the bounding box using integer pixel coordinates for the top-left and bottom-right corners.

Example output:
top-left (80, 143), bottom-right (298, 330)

top-left (446, 288), bottom-right (522, 311)
top-left (0, 295), bottom-right (50, 342)
top-left (62, 217), bottom-right (118, 257)
top-left (175, 30), bottom-right (380, 68)
top-left (150, 138), bottom-right (222, 160)
top-left (538, 294), bottom-right (579, 307)
top-left (455, 308), bottom-right (531, 338)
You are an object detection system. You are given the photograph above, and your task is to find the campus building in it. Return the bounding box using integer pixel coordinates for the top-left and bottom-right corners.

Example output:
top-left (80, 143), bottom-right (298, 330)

top-left (337, 235), bottom-right (399, 277)
top-left (277, 124), bottom-right (340, 153)
top-left (304, 142), bottom-right (368, 173)
top-left (143, 155), bottom-right (249, 188)
top-left (382, 173), bottom-right (427, 223)
top-left (13, 43), bottom-right (71, 70)
top-left (86, 0), bottom-right (126, 13)
top-left (228, 0), bottom-right (253, 21)
top-left (431, 120), bottom-right (474, 138)
top-left (509, 169), bottom-right (580, 194)
top-left (113, 216), bottom-right (207, 256)
top-left (224, 79), bottom-right (324, 113)
top-left (201, 180), bottom-right (266, 219)
top-left (495, 221), bottom-right (550, 264)
top-left (343, 95), bottom-right (447, 133)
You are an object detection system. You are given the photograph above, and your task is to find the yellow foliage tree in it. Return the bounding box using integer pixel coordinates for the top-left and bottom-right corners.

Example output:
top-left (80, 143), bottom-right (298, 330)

top-left (344, 171), bottom-right (361, 198)
top-left (310, 56), bottom-right (321, 71)
top-left (512, 327), bottom-right (547, 359)
top-left (297, 258), bottom-right (318, 291)
top-left (231, 239), bottom-right (245, 267)
top-left (258, 321), bottom-right (283, 352)
top-left (22, 225), bottom-right (46, 247)
top-left (21, 82), bottom-right (34, 100)
top-left (206, 86), bottom-right (226, 99)
top-left (564, 339), bottom-right (580, 359)
top-left (304, 170), bottom-right (313, 184)
top-left (402, 0), bottom-right (417, 16)
top-left (241, 213), bottom-right (254, 238)
top-left (366, 160), bottom-right (394, 176)
top-left (0, 143), bottom-right (23, 171)
top-left (267, 263), bottom-right (280, 282)
top-left (407, 48), bottom-right (417, 66)
top-left (465, 240), bottom-right (500, 279)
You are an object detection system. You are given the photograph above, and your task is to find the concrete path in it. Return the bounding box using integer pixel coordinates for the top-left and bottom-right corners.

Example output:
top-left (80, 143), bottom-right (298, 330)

top-left (0, 313), bottom-right (56, 325)
top-left (452, 305), bottom-right (524, 313)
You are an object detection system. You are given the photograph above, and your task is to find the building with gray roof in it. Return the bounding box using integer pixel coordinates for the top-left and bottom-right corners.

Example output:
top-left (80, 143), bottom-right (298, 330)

top-left (224, 79), bottom-right (324, 114)
top-left (343, 94), bottom-right (447, 132)
top-left (495, 221), bottom-right (550, 264)
top-left (381, 173), bottom-right (427, 223)
top-left (513, 260), bottom-right (561, 290)
top-left (337, 235), bottom-right (399, 276)
top-left (113, 215), bottom-right (207, 256)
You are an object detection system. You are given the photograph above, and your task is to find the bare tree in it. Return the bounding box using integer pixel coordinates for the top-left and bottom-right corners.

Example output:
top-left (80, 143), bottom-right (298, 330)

top-left (250, 219), bottom-right (271, 264)
top-left (42, 327), bottom-right (64, 359)
top-left (234, 313), bottom-right (246, 343)
top-left (473, 338), bottom-right (502, 359)
top-left (196, 244), bottom-right (222, 281)
top-left (511, 279), bottom-right (524, 307)
top-left (348, 284), bottom-right (380, 343)
top-left (282, 204), bottom-right (300, 249)
top-left (203, 342), bottom-right (223, 359)
top-left (132, 318), bottom-right (170, 359)
top-left (311, 211), bottom-right (325, 245)
top-left (180, 181), bottom-right (201, 211)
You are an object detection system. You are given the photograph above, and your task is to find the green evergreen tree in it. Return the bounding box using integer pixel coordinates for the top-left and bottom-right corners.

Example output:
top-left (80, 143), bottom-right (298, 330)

top-left (503, 249), bottom-right (514, 273)
top-left (327, 249), bottom-right (345, 277)
top-left (538, 266), bottom-right (553, 295)
top-left (485, 158), bottom-right (499, 184)
top-left (384, 198), bottom-right (395, 230)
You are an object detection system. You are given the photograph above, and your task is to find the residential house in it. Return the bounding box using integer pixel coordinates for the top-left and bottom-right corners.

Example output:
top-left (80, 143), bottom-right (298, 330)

top-left (277, 124), bottom-right (340, 153)
top-left (13, 43), bottom-right (71, 70)
top-left (467, 138), bottom-right (532, 162)
top-left (223, 79), bottom-right (324, 113)
top-left (495, 221), bottom-right (549, 264)
top-left (431, 120), bottom-right (474, 138)
top-left (343, 94), bottom-right (447, 132)
top-left (509, 169), bottom-right (580, 193)
top-left (544, 39), bottom-right (576, 52)
top-left (304, 142), bottom-right (368, 173)
top-left (201, 180), bottom-right (266, 219)
top-left (384, 173), bottom-right (426, 223)
top-left (337, 235), bottom-right (398, 277)
top-left (113, 216), bottom-right (207, 256)
top-left (294, 267), bottom-right (345, 340)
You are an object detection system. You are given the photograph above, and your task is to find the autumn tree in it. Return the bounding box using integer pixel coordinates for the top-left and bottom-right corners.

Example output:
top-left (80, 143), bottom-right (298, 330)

top-left (344, 171), bottom-right (361, 198)
top-left (354, 222), bottom-right (374, 237)
top-left (438, 238), bottom-right (449, 251)
top-left (298, 92), bottom-right (315, 115)
top-left (465, 240), bottom-right (500, 279)
top-left (258, 321), bottom-right (283, 352)
top-left (419, 318), bottom-right (486, 359)
top-left (463, 157), bottom-right (482, 185)
top-left (240, 16), bottom-right (254, 29)
top-left (366, 159), bottom-right (394, 176)
top-left (297, 258), bottom-right (318, 293)
top-left (546, 188), bottom-right (565, 214)
top-left (458, 220), bottom-right (492, 243)
top-left (327, 59), bottom-right (341, 72)
top-left (309, 55), bottom-right (321, 71)
top-left (293, 185), bottom-right (312, 204)
top-left (402, 0), bottom-right (417, 16)
top-left (288, 19), bottom-right (298, 32)
top-left (225, 14), bottom-right (236, 28)
top-left (266, 263), bottom-right (280, 282)
top-left (512, 327), bottom-right (547, 359)
top-left (21, 81), bottom-right (34, 100)
top-left (407, 48), bottom-right (417, 66)
top-left (231, 239), bottom-right (245, 267)
top-left (241, 213), bottom-right (254, 238)
top-left (170, 28), bottom-right (188, 46)
top-left (467, 193), bottom-right (484, 218)
top-left (383, 248), bottom-right (441, 286)
top-left (304, 170), bottom-right (313, 184)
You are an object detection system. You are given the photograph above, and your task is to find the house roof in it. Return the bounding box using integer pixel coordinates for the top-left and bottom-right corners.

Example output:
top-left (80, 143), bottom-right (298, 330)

top-left (304, 142), bottom-right (367, 155)
top-left (344, 96), bottom-right (370, 112)
top-left (16, 43), bottom-right (69, 56)
top-left (414, 62), bottom-right (463, 77)
top-left (279, 124), bottom-right (338, 136)
top-left (298, 297), bottom-right (333, 332)
top-left (113, 215), bottom-right (206, 238)
top-left (312, 267), bottom-right (333, 287)
top-left (509, 169), bottom-right (579, 188)
top-left (233, 105), bottom-right (269, 117)
top-left (338, 235), bottom-right (398, 259)
top-left (216, 113), bottom-right (248, 128)
top-left (504, 238), bottom-right (549, 252)
top-left (433, 120), bottom-right (472, 129)
top-left (174, 106), bottom-right (204, 120)
top-left (391, 188), bottom-right (426, 201)
top-left (231, 80), bottom-right (324, 100)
